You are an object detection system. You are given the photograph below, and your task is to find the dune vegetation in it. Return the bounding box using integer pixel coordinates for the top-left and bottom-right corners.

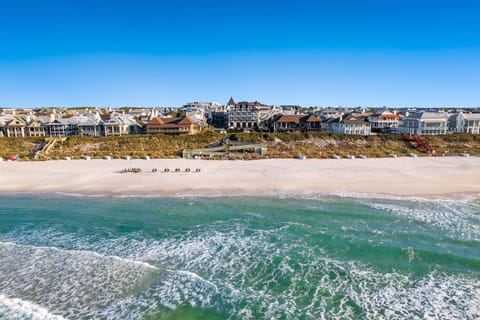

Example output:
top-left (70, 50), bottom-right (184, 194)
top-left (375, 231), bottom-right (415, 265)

top-left (1, 131), bottom-right (480, 160)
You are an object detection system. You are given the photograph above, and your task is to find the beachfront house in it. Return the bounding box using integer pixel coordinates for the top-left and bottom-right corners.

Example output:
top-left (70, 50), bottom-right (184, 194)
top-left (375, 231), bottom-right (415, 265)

top-left (368, 107), bottom-right (402, 133)
top-left (2, 116), bottom-right (28, 137)
top-left (0, 117), bottom-right (8, 137)
top-left (77, 117), bottom-right (102, 136)
top-left (453, 112), bottom-right (480, 134)
top-left (271, 114), bottom-right (321, 132)
top-left (325, 114), bottom-right (371, 135)
top-left (46, 118), bottom-right (79, 136)
top-left (146, 116), bottom-right (203, 135)
top-left (397, 111), bottom-right (447, 135)
top-left (227, 98), bottom-right (280, 130)
top-left (102, 112), bottom-right (142, 136)
top-left (27, 118), bottom-right (48, 137)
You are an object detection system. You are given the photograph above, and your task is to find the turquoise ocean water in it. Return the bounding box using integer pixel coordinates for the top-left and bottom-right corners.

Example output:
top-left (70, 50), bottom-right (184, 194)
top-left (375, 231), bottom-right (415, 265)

top-left (0, 194), bottom-right (479, 319)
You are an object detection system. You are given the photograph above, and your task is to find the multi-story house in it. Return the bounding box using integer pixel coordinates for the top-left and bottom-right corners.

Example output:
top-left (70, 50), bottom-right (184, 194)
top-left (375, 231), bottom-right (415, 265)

top-left (2, 116), bottom-right (28, 137)
top-left (146, 116), bottom-right (203, 135)
top-left (47, 118), bottom-right (79, 136)
top-left (227, 98), bottom-right (280, 130)
top-left (368, 107), bottom-right (402, 133)
top-left (0, 117), bottom-right (8, 137)
top-left (27, 117), bottom-right (48, 137)
top-left (102, 112), bottom-right (142, 136)
top-left (453, 112), bottom-right (480, 134)
top-left (280, 105), bottom-right (301, 115)
top-left (325, 114), bottom-right (371, 135)
top-left (271, 114), bottom-right (321, 132)
top-left (397, 111), bottom-right (447, 135)
top-left (77, 117), bottom-right (102, 136)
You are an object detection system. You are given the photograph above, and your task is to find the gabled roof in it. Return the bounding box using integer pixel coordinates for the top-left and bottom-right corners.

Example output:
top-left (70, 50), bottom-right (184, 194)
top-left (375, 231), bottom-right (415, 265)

top-left (147, 117), bottom-right (195, 127)
top-left (302, 114), bottom-right (320, 122)
top-left (342, 114), bottom-right (368, 124)
top-left (27, 119), bottom-right (44, 127)
top-left (100, 113), bottom-right (111, 121)
top-left (461, 113), bottom-right (480, 120)
top-left (77, 118), bottom-right (100, 126)
top-left (276, 115), bottom-right (303, 124)
top-left (275, 114), bottom-right (320, 123)
top-left (147, 117), bottom-right (165, 125)
top-left (406, 111), bottom-right (447, 121)
top-left (6, 116), bottom-right (27, 127)
top-left (235, 101), bottom-right (267, 107)
top-left (227, 97), bottom-right (235, 106)
top-left (370, 108), bottom-right (402, 119)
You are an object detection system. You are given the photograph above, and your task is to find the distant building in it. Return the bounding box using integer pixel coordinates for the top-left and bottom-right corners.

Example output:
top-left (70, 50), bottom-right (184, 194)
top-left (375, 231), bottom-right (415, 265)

top-left (280, 105), bottom-right (301, 115)
top-left (314, 108), bottom-right (342, 121)
top-left (146, 117), bottom-right (203, 135)
top-left (397, 111), bottom-right (448, 135)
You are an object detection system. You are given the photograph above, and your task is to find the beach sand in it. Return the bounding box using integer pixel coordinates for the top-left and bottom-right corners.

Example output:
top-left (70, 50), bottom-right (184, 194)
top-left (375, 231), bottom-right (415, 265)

top-left (0, 157), bottom-right (479, 197)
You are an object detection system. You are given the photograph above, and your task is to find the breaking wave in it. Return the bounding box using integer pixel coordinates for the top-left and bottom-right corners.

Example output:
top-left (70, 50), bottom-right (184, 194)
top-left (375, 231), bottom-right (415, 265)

top-left (0, 195), bottom-right (479, 319)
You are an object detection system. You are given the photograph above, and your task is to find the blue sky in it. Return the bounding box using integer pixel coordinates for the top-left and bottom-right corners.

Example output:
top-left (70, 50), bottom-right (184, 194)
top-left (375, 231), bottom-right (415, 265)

top-left (0, 0), bottom-right (479, 107)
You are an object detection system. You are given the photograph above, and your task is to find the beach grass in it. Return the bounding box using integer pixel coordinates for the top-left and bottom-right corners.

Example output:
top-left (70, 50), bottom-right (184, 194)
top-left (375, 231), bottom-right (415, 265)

top-left (1, 132), bottom-right (480, 160)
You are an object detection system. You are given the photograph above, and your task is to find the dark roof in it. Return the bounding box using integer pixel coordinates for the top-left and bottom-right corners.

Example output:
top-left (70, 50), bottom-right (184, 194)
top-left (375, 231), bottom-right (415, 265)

top-left (227, 97), bottom-right (235, 105)
top-left (100, 113), bottom-right (111, 121)
top-left (147, 117), bottom-right (195, 127)
top-left (343, 115), bottom-right (367, 124)
top-left (235, 101), bottom-right (267, 107)
top-left (303, 114), bottom-right (320, 122)
top-left (276, 115), bottom-right (303, 124)
top-left (275, 114), bottom-right (320, 124)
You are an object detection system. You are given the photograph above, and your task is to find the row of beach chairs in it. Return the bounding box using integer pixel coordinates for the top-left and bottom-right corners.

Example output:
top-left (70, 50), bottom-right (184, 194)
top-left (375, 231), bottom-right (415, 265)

top-left (151, 168), bottom-right (201, 173)
top-left (120, 168), bottom-right (142, 173)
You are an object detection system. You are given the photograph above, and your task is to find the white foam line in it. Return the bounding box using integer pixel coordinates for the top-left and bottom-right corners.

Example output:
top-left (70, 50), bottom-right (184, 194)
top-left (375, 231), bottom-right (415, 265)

top-left (285, 191), bottom-right (480, 203)
top-left (168, 269), bottom-right (219, 293)
top-left (2, 190), bottom-right (479, 202)
top-left (0, 241), bottom-right (159, 270)
top-left (0, 294), bottom-right (66, 320)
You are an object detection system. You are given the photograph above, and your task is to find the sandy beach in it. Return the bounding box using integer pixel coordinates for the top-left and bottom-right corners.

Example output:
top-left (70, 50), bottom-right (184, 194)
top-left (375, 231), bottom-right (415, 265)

top-left (1, 156), bottom-right (479, 197)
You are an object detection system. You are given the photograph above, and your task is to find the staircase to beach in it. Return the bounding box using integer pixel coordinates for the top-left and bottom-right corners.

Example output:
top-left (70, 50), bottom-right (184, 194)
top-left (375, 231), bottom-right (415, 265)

top-left (35, 137), bottom-right (67, 160)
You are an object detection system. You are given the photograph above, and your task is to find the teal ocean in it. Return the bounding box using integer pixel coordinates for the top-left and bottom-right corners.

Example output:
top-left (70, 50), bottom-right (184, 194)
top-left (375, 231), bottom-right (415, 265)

top-left (0, 194), bottom-right (479, 319)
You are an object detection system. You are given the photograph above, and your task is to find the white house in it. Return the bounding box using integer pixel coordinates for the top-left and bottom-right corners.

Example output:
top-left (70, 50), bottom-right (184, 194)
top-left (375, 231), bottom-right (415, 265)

top-left (454, 112), bottom-right (480, 134)
top-left (325, 114), bottom-right (371, 135)
top-left (368, 107), bottom-right (402, 133)
top-left (397, 111), bottom-right (447, 135)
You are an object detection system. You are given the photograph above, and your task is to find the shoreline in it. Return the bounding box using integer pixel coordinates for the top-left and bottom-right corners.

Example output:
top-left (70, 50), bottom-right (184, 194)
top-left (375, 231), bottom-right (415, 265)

top-left (1, 157), bottom-right (480, 197)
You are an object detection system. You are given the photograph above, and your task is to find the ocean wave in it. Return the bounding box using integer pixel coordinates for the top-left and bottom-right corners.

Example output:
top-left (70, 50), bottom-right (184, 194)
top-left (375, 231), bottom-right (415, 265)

top-left (0, 241), bottom-right (160, 319)
top-left (1, 196), bottom-right (479, 319)
top-left (0, 241), bottom-right (158, 270)
top-left (0, 294), bottom-right (65, 320)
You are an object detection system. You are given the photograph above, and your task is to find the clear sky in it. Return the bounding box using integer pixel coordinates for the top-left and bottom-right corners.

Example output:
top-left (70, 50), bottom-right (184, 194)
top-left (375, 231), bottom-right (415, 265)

top-left (0, 0), bottom-right (479, 108)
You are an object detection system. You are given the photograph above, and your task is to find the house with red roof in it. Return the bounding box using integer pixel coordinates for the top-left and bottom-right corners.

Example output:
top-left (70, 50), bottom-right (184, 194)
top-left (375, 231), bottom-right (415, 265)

top-left (146, 116), bottom-right (203, 135)
top-left (271, 114), bottom-right (321, 132)
top-left (368, 107), bottom-right (403, 133)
